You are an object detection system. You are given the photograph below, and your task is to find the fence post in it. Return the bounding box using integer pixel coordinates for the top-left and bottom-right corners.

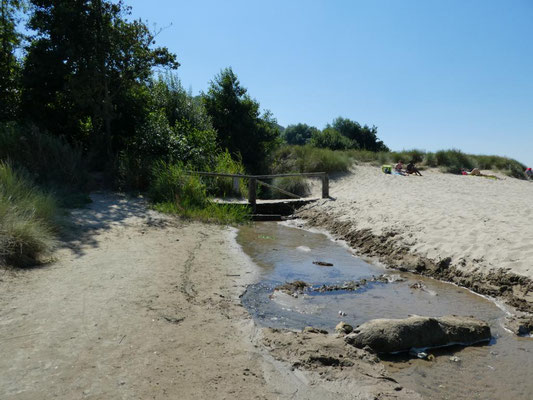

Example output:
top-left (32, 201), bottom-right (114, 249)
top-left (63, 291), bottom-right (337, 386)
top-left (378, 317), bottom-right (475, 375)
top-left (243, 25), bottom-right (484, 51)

top-left (232, 177), bottom-right (240, 194)
top-left (321, 173), bottom-right (329, 198)
top-left (248, 177), bottom-right (257, 212)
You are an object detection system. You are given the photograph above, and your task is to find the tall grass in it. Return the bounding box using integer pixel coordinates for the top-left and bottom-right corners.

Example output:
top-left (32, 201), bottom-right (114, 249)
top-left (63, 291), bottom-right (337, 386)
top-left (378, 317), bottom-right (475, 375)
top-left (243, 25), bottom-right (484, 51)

top-left (0, 122), bottom-right (90, 206)
top-left (272, 145), bottom-right (353, 173)
top-left (0, 162), bottom-right (58, 267)
top-left (271, 176), bottom-right (311, 198)
top-left (149, 162), bottom-right (250, 224)
top-left (273, 145), bottom-right (528, 179)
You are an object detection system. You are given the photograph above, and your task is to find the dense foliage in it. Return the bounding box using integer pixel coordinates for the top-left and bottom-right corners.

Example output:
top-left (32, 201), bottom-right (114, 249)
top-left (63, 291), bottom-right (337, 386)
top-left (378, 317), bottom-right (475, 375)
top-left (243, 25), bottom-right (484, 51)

top-left (21, 0), bottom-right (178, 164)
top-left (0, 0), bottom-right (23, 121)
top-left (283, 123), bottom-right (318, 145)
top-left (203, 67), bottom-right (281, 173)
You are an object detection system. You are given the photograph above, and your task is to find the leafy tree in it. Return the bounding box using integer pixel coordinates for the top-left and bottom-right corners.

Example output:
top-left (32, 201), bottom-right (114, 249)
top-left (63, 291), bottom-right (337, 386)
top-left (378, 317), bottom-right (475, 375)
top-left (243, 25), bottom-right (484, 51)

top-left (203, 67), bottom-right (280, 172)
top-left (120, 75), bottom-right (217, 190)
top-left (21, 0), bottom-right (178, 160)
top-left (310, 127), bottom-right (355, 150)
top-left (330, 117), bottom-right (388, 152)
top-left (283, 123), bottom-right (318, 145)
top-left (0, 0), bottom-right (24, 121)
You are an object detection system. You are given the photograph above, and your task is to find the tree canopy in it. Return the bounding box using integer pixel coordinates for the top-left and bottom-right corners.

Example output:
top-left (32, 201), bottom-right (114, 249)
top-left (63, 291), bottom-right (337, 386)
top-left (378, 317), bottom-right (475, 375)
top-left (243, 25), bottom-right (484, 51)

top-left (329, 117), bottom-right (388, 152)
top-left (283, 123), bottom-right (318, 145)
top-left (0, 0), bottom-right (24, 121)
top-left (202, 67), bottom-right (280, 172)
top-left (21, 0), bottom-right (178, 161)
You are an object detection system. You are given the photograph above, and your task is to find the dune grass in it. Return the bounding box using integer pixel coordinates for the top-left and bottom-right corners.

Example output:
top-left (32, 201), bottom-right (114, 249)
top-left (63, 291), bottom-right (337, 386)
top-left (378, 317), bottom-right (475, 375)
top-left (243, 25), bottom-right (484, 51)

top-left (273, 145), bottom-right (527, 179)
top-left (0, 162), bottom-right (58, 267)
top-left (149, 162), bottom-right (250, 224)
top-left (271, 176), bottom-right (311, 198)
top-left (272, 145), bottom-right (353, 174)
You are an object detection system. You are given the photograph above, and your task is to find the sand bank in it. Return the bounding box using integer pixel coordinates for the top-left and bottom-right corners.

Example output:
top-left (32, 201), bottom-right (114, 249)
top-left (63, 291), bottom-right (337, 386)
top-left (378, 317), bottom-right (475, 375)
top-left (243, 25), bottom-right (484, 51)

top-left (297, 166), bottom-right (533, 313)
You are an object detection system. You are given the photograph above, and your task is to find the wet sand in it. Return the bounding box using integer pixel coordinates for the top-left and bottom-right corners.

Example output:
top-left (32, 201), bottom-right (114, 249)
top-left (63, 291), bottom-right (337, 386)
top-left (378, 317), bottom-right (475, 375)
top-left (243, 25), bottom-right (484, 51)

top-left (238, 222), bottom-right (533, 400)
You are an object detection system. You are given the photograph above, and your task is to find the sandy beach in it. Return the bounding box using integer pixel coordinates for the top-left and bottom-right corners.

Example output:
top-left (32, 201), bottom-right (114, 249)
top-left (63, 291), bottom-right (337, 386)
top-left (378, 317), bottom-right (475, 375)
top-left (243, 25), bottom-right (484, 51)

top-left (0, 193), bottom-right (415, 400)
top-left (298, 166), bottom-right (533, 312)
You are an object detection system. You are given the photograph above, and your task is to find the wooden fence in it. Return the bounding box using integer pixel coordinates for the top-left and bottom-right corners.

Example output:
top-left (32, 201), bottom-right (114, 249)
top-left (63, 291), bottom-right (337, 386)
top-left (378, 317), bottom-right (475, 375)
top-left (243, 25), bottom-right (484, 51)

top-left (184, 171), bottom-right (329, 208)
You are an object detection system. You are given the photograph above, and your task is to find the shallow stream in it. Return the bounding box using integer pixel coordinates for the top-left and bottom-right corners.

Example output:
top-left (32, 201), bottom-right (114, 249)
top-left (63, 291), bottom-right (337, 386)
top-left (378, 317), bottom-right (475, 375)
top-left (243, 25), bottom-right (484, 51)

top-left (238, 222), bottom-right (533, 400)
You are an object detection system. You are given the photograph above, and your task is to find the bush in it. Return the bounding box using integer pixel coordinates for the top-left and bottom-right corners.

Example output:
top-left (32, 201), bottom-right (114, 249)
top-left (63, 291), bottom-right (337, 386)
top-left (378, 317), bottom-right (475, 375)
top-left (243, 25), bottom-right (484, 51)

top-left (207, 151), bottom-right (247, 197)
top-left (149, 162), bottom-right (250, 224)
top-left (0, 162), bottom-right (58, 267)
top-left (271, 176), bottom-right (311, 198)
top-left (310, 128), bottom-right (355, 150)
top-left (149, 162), bottom-right (207, 208)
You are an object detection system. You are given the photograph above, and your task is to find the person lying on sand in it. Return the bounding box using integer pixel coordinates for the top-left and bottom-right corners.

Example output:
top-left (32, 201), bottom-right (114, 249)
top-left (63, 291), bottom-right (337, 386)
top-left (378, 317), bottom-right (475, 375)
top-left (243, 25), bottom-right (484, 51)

top-left (406, 161), bottom-right (422, 176)
top-left (461, 168), bottom-right (481, 176)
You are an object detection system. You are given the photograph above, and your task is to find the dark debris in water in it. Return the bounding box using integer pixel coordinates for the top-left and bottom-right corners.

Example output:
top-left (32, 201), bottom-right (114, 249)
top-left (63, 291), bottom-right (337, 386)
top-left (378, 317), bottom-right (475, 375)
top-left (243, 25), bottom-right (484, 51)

top-left (274, 275), bottom-right (393, 295)
top-left (313, 261), bottom-right (334, 267)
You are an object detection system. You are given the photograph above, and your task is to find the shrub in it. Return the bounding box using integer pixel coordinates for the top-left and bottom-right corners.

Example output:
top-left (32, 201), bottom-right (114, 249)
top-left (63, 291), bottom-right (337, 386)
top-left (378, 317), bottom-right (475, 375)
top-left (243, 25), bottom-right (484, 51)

top-left (149, 162), bottom-right (207, 208)
top-left (207, 150), bottom-right (247, 197)
top-left (0, 162), bottom-right (58, 267)
top-left (149, 162), bottom-right (250, 224)
top-left (310, 127), bottom-right (355, 150)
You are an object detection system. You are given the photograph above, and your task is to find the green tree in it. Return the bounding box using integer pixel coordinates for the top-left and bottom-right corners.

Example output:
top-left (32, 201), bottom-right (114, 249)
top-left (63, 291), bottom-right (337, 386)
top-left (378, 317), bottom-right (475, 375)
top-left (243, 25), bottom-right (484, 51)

top-left (0, 0), bottom-right (23, 121)
top-left (310, 127), bottom-right (355, 150)
top-left (283, 123), bottom-right (318, 145)
top-left (21, 0), bottom-right (178, 160)
top-left (120, 74), bottom-right (218, 190)
top-left (202, 67), bottom-right (280, 172)
top-left (330, 117), bottom-right (388, 152)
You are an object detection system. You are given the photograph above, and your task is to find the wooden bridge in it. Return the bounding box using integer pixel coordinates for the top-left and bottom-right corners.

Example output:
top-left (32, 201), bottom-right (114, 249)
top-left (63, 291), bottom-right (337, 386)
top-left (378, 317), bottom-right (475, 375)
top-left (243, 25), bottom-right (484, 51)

top-left (185, 171), bottom-right (329, 220)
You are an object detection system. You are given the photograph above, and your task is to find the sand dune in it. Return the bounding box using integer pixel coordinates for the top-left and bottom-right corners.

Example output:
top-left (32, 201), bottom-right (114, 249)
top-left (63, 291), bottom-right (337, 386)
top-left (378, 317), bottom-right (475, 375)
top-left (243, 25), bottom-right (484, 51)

top-left (312, 166), bottom-right (533, 279)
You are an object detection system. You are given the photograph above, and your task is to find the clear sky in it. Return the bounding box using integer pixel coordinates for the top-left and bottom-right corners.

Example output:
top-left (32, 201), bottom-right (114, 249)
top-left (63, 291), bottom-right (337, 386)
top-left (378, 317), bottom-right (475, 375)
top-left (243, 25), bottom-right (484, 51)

top-left (126, 0), bottom-right (533, 166)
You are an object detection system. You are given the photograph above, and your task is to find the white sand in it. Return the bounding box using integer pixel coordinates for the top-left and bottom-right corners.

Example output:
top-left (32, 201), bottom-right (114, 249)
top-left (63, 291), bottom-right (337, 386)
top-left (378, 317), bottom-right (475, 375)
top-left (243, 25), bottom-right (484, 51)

top-left (317, 166), bottom-right (533, 279)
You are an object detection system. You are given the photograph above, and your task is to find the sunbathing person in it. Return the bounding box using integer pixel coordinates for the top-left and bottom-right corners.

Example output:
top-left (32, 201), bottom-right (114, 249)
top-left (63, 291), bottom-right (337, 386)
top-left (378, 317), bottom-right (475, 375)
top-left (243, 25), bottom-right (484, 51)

top-left (462, 168), bottom-right (482, 176)
top-left (394, 161), bottom-right (407, 175)
top-left (406, 161), bottom-right (422, 176)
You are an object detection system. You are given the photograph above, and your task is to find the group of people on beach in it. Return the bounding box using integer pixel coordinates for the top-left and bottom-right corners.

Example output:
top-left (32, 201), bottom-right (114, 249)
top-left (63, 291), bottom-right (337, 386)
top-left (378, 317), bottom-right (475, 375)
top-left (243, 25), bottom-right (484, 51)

top-left (394, 160), bottom-right (422, 176)
top-left (390, 162), bottom-right (533, 180)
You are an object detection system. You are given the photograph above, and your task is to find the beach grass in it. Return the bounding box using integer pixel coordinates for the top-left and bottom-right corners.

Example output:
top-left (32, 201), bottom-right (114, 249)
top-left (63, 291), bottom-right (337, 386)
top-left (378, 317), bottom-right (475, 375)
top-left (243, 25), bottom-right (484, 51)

top-left (273, 145), bottom-right (527, 178)
top-left (0, 162), bottom-right (58, 267)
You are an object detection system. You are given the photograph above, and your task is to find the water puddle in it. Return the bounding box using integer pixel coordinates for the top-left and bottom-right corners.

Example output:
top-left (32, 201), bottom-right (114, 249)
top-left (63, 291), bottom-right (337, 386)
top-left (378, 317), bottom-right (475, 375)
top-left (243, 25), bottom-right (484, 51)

top-left (238, 222), bottom-right (533, 400)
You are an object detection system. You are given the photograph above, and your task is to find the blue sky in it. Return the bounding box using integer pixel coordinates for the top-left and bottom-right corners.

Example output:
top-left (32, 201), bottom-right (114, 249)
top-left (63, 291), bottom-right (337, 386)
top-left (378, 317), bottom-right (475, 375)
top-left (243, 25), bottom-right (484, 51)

top-left (127, 0), bottom-right (533, 166)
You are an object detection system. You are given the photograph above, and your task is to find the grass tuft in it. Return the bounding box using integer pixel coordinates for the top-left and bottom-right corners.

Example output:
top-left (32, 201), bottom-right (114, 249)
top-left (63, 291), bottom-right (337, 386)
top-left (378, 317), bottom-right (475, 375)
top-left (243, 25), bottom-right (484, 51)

top-left (0, 162), bottom-right (58, 267)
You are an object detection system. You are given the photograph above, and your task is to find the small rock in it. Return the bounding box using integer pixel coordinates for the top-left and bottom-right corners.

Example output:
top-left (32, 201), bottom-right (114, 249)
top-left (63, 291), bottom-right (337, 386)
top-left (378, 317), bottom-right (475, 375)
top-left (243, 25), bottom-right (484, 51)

top-left (335, 321), bottom-right (353, 334)
top-left (449, 356), bottom-right (461, 362)
top-left (345, 315), bottom-right (491, 354)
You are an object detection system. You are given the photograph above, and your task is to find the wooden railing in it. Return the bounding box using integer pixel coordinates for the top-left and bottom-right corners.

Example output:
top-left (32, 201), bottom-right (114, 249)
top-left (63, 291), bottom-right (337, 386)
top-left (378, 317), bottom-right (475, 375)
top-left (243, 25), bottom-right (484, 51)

top-left (184, 171), bottom-right (329, 208)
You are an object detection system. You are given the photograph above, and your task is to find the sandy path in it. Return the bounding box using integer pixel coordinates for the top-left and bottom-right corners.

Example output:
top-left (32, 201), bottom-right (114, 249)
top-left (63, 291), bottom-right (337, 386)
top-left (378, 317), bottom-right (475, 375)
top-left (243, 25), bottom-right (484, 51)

top-left (1, 193), bottom-right (413, 400)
